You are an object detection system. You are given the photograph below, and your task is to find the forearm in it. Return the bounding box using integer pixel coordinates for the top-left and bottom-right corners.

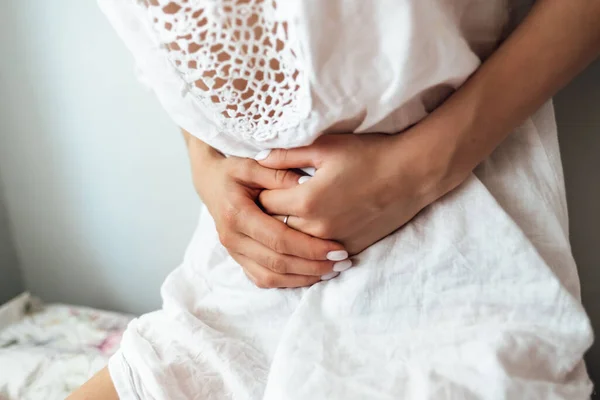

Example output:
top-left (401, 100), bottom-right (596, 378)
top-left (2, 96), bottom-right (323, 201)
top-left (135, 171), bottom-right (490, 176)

top-left (180, 128), bottom-right (226, 200)
top-left (181, 128), bottom-right (224, 169)
top-left (67, 367), bottom-right (118, 400)
top-left (410, 0), bottom-right (600, 200)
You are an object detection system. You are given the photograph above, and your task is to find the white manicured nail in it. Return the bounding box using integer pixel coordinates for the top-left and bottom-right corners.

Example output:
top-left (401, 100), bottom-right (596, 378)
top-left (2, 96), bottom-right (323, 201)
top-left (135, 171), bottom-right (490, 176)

top-left (298, 176), bottom-right (311, 184)
top-left (301, 167), bottom-right (316, 176)
top-left (326, 250), bottom-right (348, 261)
top-left (333, 259), bottom-right (352, 272)
top-left (321, 272), bottom-right (340, 281)
top-left (254, 149), bottom-right (271, 161)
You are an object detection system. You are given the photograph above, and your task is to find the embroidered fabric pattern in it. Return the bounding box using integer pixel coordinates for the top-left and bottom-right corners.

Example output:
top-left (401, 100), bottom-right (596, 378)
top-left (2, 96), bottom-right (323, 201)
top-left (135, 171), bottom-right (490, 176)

top-left (138, 0), bottom-right (308, 140)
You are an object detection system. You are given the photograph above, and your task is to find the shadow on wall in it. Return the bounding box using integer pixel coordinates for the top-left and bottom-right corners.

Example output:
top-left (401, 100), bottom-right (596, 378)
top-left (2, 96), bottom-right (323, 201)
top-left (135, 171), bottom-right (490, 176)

top-left (0, 1), bottom-right (24, 304)
top-left (555, 59), bottom-right (600, 393)
top-left (0, 180), bottom-right (23, 304)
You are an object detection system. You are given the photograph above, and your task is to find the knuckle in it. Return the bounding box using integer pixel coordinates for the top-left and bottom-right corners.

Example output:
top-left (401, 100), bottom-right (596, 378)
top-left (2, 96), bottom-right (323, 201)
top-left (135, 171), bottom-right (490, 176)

top-left (273, 149), bottom-right (288, 164)
top-left (309, 146), bottom-right (327, 165)
top-left (250, 275), bottom-right (265, 288)
top-left (241, 157), bottom-right (256, 170)
top-left (274, 169), bottom-right (292, 186)
top-left (237, 159), bottom-right (255, 180)
top-left (297, 195), bottom-right (316, 216)
top-left (270, 239), bottom-right (284, 254)
top-left (300, 276), bottom-right (319, 288)
top-left (254, 280), bottom-right (267, 289)
top-left (267, 231), bottom-right (287, 254)
top-left (255, 274), bottom-right (277, 289)
top-left (227, 158), bottom-right (252, 179)
top-left (268, 256), bottom-right (287, 274)
top-left (293, 233), bottom-right (321, 260)
top-left (311, 221), bottom-right (334, 239)
top-left (312, 262), bottom-right (331, 275)
top-left (305, 247), bottom-right (321, 261)
top-left (217, 230), bottom-right (232, 248)
top-left (221, 203), bottom-right (241, 228)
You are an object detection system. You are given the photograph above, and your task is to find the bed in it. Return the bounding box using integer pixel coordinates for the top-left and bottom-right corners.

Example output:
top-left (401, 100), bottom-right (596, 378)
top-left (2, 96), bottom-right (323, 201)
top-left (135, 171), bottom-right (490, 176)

top-left (0, 293), bottom-right (133, 400)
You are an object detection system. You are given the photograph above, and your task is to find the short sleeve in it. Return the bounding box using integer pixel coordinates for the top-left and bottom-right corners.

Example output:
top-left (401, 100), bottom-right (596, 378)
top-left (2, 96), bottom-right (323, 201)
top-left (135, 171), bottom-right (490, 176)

top-left (97, 0), bottom-right (311, 146)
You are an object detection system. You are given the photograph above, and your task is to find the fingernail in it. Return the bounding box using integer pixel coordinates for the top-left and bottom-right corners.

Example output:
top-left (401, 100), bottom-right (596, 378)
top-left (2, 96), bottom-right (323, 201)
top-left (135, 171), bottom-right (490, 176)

top-left (301, 167), bottom-right (316, 176)
top-left (254, 149), bottom-right (271, 161)
top-left (298, 176), bottom-right (311, 184)
top-left (321, 272), bottom-right (340, 281)
top-left (333, 259), bottom-right (352, 272)
top-left (326, 250), bottom-right (348, 261)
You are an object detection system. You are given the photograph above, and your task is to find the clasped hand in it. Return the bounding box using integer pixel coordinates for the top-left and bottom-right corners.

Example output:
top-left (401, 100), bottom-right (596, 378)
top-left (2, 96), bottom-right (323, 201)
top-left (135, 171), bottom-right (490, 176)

top-left (257, 133), bottom-right (439, 256)
top-left (194, 130), bottom-right (450, 289)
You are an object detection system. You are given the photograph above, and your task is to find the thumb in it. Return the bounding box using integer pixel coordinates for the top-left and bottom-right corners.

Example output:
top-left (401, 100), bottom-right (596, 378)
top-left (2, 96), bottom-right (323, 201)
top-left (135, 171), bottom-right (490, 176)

top-left (242, 161), bottom-right (303, 190)
top-left (254, 147), bottom-right (319, 170)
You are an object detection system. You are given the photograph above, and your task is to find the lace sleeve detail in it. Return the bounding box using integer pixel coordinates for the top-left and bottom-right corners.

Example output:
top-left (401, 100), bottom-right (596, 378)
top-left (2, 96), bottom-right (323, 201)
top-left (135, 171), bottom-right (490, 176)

top-left (136, 0), bottom-right (309, 141)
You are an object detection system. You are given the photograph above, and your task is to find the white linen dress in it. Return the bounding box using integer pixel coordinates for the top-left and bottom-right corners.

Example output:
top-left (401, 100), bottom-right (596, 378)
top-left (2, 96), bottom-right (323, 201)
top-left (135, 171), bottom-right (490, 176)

top-left (98, 0), bottom-right (594, 398)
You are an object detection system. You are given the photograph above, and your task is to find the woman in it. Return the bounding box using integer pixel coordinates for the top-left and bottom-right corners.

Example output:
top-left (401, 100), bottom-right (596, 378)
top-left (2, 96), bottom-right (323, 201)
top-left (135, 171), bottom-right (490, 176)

top-left (72, 0), bottom-right (600, 398)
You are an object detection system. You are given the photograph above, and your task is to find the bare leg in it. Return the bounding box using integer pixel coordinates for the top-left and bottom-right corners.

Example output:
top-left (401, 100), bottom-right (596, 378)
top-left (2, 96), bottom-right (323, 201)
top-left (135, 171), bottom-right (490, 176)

top-left (67, 366), bottom-right (119, 400)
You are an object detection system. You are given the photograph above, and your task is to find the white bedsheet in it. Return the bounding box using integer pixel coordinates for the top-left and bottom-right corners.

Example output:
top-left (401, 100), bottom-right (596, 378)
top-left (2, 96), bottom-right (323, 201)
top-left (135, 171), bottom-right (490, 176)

top-left (0, 293), bottom-right (132, 400)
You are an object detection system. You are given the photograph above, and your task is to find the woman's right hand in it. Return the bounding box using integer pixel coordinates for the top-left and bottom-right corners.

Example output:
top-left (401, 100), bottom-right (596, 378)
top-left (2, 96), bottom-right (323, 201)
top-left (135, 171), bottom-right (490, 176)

top-left (185, 132), bottom-right (349, 288)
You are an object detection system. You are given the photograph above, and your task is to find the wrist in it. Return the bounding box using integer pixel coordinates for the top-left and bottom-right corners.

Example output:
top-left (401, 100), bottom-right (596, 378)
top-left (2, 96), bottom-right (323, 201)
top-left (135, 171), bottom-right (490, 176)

top-left (395, 107), bottom-right (477, 206)
top-left (186, 133), bottom-right (223, 168)
top-left (183, 132), bottom-right (225, 201)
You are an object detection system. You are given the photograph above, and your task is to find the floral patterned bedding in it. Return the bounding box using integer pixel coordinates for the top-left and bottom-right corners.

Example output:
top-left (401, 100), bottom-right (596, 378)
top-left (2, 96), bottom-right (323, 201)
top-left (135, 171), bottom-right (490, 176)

top-left (0, 293), bottom-right (133, 400)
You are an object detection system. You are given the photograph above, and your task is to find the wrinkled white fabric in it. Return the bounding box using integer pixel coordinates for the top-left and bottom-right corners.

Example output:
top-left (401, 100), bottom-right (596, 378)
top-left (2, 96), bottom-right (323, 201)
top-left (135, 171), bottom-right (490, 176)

top-left (99, 0), bottom-right (593, 398)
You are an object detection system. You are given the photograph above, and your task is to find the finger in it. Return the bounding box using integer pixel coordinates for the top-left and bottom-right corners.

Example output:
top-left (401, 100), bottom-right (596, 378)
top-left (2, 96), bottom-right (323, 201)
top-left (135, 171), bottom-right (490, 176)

top-left (259, 173), bottom-right (315, 216)
top-left (230, 252), bottom-right (322, 288)
top-left (255, 147), bottom-right (320, 171)
top-left (272, 214), bottom-right (305, 231)
top-left (258, 186), bottom-right (305, 216)
top-left (233, 158), bottom-right (302, 190)
top-left (236, 235), bottom-right (335, 276)
top-left (272, 214), bottom-right (334, 245)
top-left (237, 199), bottom-right (347, 261)
top-left (271, 214), bottom-right (298, 232)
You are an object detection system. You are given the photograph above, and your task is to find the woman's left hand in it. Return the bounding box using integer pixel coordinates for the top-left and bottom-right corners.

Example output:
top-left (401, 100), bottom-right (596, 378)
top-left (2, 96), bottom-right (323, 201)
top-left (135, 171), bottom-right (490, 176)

top-left (256, 131), bottom-right (457, 255)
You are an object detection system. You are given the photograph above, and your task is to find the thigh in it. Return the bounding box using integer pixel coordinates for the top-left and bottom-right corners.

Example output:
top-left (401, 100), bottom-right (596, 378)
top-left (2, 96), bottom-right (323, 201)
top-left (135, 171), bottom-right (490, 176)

top-left (263, 177), bottom-right (593, 399)
top-left (67, 367), bottom-right (118, 400)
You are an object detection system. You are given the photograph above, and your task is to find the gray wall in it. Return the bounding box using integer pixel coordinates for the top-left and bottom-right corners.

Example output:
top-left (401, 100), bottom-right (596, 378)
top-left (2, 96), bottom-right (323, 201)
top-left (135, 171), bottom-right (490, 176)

top-left (554, 59), bottom-right (600, 389)
top-left (0, 0), bottom-right (199, 315)
top-left (0, 182), bottom-right (23, 304)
